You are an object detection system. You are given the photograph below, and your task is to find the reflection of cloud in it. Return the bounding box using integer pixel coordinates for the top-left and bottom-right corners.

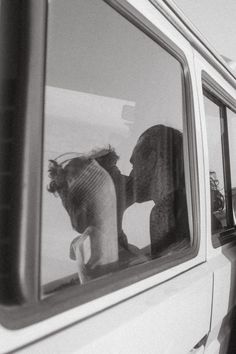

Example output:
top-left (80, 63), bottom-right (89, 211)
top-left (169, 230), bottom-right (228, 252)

top-left (45, 86), bottom-right (135, 136)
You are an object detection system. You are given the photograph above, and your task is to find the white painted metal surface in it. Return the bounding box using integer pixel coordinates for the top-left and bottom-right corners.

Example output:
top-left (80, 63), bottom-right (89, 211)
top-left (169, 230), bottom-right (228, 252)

top-left (17, 265), bottom-right (213, 354)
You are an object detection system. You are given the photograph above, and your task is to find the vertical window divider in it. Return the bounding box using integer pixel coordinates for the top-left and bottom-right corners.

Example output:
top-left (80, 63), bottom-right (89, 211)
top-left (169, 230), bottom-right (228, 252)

top-left (220, 105), bottom-right (234, 227)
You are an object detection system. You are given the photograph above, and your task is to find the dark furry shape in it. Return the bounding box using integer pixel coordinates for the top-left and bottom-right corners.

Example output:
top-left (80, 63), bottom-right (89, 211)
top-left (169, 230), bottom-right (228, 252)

top-left (47, 159), bottom-right (67, 195)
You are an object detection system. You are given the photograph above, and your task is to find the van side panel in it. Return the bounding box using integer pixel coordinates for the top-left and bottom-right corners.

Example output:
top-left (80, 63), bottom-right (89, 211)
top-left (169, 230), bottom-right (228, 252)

top-left (205, 245), bottom-right (236, 354)
top-left (16, 264), bottom-right (212, 354)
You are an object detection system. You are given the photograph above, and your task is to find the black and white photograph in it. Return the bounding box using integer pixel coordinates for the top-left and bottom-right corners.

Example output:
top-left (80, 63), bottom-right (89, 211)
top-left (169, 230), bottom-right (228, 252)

top-left (1, 0), bottom-right (236, 353)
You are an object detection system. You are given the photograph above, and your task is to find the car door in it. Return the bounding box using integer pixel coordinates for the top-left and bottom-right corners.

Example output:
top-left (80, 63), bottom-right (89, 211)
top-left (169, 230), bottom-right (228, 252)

top-left (0, 1), bottom-right (213, 353)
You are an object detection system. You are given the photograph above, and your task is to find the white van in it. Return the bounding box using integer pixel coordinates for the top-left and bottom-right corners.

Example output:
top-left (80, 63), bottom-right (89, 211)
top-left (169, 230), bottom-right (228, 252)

top-left (1, 0), bottom-right (236, 353)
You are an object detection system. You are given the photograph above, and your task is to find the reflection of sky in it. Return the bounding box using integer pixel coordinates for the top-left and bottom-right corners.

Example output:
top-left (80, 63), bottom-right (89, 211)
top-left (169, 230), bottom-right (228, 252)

top-left (44, 86), bottom-right (135, 159)
top-left (45, 86), bottom-right (135, 147)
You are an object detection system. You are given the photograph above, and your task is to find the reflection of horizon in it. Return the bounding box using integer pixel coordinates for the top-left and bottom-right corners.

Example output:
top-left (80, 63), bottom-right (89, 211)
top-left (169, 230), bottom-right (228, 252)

top-left (45, 86), bottom-right (135, 135)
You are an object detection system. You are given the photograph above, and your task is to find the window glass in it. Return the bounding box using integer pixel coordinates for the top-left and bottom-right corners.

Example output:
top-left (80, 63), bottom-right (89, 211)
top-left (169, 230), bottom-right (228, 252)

top-left (204, 95), bottom-right (227, 233)
top-left (41, 0), bottom-right (191, 293)
top-left (227, 108), bottom-right (236, 221)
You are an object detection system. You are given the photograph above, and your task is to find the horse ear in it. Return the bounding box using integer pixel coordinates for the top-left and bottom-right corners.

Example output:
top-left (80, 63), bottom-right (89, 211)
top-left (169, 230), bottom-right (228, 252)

top-left (49, 159), bottom-right (58, 168)
top-left (47, 160), bottom-right (66, 195)
top-left (48, 159), bottom-right (61, 178)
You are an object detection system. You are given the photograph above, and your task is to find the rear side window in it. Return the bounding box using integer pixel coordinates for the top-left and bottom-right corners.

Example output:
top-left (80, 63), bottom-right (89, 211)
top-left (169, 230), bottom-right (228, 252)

top-left (227, 108), bottom-right (236, 222)
top-left (41, 0), bottom-right (193, 295)
top-left (204, 91), bottom-right (236, 245)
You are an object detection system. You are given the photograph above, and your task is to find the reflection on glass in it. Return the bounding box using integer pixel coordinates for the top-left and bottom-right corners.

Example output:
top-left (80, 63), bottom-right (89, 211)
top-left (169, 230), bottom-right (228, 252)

top-left (41, 0), bottom-right (190, 294)
top-left (204, 95), bottom-right (226, 233)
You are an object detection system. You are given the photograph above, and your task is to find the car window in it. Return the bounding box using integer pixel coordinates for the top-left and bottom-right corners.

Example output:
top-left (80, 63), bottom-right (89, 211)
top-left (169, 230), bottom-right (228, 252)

top-left (227, 108), bottom-right (236, 222)
top-left (204, 91), bottom-right (236, 242)
top-left (204, 95), bottom-right (227, 233)
top-left (41, 0), bottom-right (192, 294)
